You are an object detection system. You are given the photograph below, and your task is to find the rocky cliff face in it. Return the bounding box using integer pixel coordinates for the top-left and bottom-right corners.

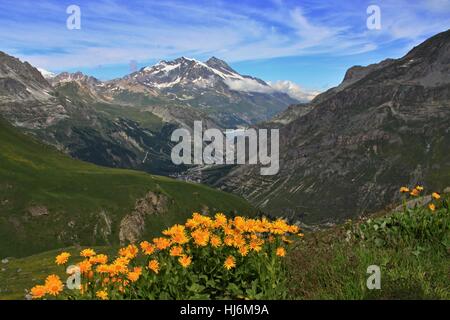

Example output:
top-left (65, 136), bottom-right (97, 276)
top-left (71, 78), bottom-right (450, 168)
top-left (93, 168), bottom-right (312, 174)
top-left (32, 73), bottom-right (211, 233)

top-left (0, 52), bottom-right (68, 129)
top-left (214, 29), bottom-right (450, 224)
top-left (0, 52), bottom-right (184, 175)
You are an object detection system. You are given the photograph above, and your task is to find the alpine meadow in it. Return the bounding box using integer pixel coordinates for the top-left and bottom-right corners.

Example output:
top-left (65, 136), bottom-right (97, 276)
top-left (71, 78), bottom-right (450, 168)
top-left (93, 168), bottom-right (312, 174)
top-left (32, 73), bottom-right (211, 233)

top-left (0, 0), bottom-right (449, 308)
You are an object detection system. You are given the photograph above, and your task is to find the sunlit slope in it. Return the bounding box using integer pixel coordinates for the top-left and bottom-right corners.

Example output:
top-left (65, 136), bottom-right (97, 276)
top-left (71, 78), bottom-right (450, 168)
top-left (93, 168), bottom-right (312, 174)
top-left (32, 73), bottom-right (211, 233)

top-left (0, 118), bottom-right (255, 257)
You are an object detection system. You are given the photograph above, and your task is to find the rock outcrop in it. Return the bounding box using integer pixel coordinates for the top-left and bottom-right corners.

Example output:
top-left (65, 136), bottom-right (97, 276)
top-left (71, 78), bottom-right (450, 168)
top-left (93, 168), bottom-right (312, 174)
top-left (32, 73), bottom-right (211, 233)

top-left (119, 192), bottom-right (169, 244)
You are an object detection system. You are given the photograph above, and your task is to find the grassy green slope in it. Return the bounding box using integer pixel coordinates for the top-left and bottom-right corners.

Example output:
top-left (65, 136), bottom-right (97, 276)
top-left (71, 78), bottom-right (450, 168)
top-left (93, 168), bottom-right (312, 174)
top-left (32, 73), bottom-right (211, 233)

top-left (287, 203), bottom-right (450, 299)
top-left (0, 118), bottom-right (255, 258)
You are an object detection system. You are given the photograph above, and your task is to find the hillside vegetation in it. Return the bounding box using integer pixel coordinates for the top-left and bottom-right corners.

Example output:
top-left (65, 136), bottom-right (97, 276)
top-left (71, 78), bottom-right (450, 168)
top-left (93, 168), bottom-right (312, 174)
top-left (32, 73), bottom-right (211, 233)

top-left (287, 187), bottom-right (450, 299)
top-left (1, 187), bottom-right (448, 300)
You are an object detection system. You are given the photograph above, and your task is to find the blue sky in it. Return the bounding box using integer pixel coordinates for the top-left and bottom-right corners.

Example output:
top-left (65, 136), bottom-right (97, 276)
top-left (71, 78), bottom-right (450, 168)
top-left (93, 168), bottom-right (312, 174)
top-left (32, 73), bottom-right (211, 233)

top-left (0, 0), bottom-right (449, 93)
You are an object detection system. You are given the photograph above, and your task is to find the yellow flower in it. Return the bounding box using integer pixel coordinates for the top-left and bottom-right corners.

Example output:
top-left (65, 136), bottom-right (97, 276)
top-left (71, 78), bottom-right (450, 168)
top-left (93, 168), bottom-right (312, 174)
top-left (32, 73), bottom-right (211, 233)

top-left (178, 255), bottom-right (192, 268)
top-left (185, 218), bottom-right (200, 229)
top-left (114, 256), bottom-right (130, 266)
top-left (44, 275), bottom-right (63, 296)
top-left (133, 266), bottom-right (142, 273)
top-left (223, 224), bottom-right (234, 236)
top-left (148, 259), bottom-right (160, 274)
top-left (140, 241), bottom-right (155, 255)
top-left (186, 213), bottom-right (213, 229)
top-left (170, 246), bottom-right (184, 257)
top-left (96, 290), bottom-right (108, 300)
top-left (432, 192), bottom-right (441, 200)
top-left (429, 203), bottom-right (436, 212)
top-left (78, 260), bottom-right (92, 274)
top-left (55, 252), bottom-right (70, 265)
top-left (238, 245), bottom-right (249, 257)
top-left (276, 247), bottom-right (286, 257)
top-left (210, 235), bottom-right (222, 248)
top-left (172, 232), bottom-right (189, 245)
top-left (229, 233), bottom-right (244, 248)
top-left (163, 224), bottom-right (190, 245)
top-left (224, 256), bottom-right (236, 270)
top-left (249, 238), bottom-right (264, 252)
top-left (90, 254), bottom-right (108, 265)
top-left (415, 185), bottom-right (424, 191)
top-left (153, 237), bottom-right (172, 250)
top-left (410, 189), bottom-right (420, 197)
top-left (163, 224), bottom-right (183, 236)
top-left (80, 248), bottom-right (96, 258)
top-left (127, 271), bottom-right (141, 282)
top-left (224, 235), bottom-right (234, 247)
top-left (30, 285), bottom-right (47, 299)
top-left (270, 219), bottom-right (290, 235)
top-left (399, 186), bottom-right (410, 193)
top-left (233, 216), bottom-right (247, 231)
top-left (214, 213), bottom-right (227, 228)
top-left (288, 225), bottom-right (300, 234)
top-left (191, 229), bottom-right (210, 247)
top-left (108, 257), bottom-right (129, 275)
top-left (119, 244), bottom-right (139, 259)
top-left (96, 264), bottom-right (110, 274)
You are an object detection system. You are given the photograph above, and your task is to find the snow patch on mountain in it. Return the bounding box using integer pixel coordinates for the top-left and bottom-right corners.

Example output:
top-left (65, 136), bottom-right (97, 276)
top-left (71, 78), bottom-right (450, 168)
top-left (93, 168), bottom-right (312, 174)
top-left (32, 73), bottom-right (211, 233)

top-left (37, 68), bottom-right (56, 79)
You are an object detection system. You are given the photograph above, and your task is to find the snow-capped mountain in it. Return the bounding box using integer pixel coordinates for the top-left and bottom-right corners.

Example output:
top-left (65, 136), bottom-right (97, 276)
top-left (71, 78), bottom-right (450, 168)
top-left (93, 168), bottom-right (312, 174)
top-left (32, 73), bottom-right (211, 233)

top-left (126, 56), bottom-right (268, 91)
top-left (115, 56), bottom-right (299, 126)
top-left (50, 71), bottom-right (101, 86)
top-left (37, 67), bottom-right (56, 79)
top-left (46, 57), bottom-right (301, 127)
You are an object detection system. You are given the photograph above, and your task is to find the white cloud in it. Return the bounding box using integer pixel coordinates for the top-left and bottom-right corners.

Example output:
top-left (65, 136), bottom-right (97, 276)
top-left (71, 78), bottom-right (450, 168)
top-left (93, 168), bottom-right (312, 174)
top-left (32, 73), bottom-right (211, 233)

top-left (269, 80), bottom-right (320, 101)
top-left (224, 78), bottom-right (274, 94)
top-left (224, 77), bottom-right (320, 102)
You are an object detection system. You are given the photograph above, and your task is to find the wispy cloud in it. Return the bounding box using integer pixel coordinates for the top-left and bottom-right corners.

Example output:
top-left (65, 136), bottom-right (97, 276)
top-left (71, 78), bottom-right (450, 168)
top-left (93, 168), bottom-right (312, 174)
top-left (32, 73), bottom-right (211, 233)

top-left (0, 0), bottom-right (448, 80)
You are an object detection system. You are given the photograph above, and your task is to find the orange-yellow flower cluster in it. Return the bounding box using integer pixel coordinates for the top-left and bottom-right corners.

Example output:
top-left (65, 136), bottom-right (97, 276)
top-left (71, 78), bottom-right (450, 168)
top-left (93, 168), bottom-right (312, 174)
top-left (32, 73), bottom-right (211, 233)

top-left (400, 186), bottom-right (446, 213)
top-left (31, 274), bottom-right (63, 299)
top-left (30, 213), bottom-right (302, 299)
top-left (55, 252), bottom-right (70, 265)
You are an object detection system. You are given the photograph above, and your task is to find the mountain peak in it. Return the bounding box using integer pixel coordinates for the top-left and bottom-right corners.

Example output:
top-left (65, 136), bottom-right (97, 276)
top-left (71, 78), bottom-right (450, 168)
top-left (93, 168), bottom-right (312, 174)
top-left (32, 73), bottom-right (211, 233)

top-left (206, 56), bottom-right (225, 64)
top-left (405, 28), bottom-right (450, 59)
top-left (52, 71), bottom-right (100, 85)
top-left (205, 56), bottom-right (235, 74)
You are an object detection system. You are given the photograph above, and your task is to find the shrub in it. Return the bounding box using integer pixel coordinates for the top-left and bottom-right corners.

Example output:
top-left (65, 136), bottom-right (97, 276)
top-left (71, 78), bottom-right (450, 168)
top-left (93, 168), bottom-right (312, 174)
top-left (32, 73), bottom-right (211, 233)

top-left (351, 186), bottom-right (450, 249)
